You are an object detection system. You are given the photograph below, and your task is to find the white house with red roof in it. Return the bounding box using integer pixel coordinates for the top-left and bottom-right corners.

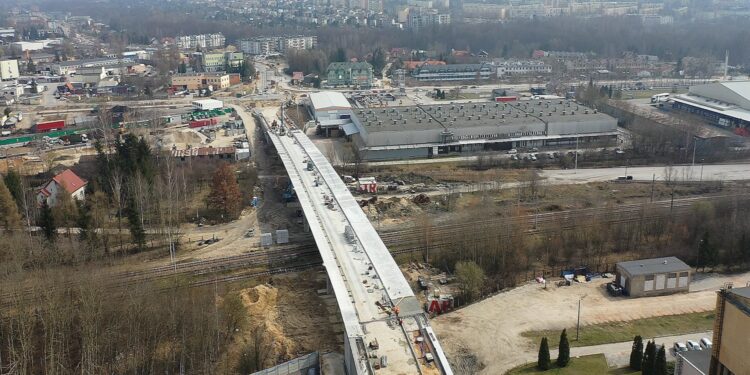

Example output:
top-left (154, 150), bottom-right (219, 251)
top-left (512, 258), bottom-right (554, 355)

top-left (37, 169), bottom-right (88, 207)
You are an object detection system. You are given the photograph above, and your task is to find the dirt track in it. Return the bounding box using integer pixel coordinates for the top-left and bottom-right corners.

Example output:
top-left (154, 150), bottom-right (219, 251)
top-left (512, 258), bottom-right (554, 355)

top-left (432, 271), bottom-right (750, 374)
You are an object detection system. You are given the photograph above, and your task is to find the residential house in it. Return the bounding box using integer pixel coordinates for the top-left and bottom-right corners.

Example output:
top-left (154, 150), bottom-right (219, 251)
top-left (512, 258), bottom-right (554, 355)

top-left (37, 169), bottom-right (88, 207)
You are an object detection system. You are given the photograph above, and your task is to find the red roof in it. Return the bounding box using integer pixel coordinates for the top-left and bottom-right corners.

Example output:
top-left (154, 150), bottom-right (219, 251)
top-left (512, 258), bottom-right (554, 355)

top-left (51, 169), bottom-right (87, 194)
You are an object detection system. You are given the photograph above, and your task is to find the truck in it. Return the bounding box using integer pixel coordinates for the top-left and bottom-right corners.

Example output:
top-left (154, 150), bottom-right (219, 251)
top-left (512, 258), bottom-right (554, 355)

top-left (34, 120), bottom-right (65, 133)
top-left (61, 133), bottom-right (89, 144)
top-left (188, 118), bottom-right (218, 128)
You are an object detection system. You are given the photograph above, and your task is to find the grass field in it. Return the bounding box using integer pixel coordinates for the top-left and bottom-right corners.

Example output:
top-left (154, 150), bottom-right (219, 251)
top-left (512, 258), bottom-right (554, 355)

top-left (507, 354), bottom-right (638, 375)
top-left (522, 311), bottom-right (715, 349)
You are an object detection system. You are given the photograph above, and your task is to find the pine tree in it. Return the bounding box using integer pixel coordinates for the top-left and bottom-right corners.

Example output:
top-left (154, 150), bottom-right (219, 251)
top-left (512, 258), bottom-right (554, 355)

top-left (629, 335), bottom-right (644, 370)
top-left (655, 345), bottom-right (667, 375)
top-left (538, 337), bottom-right (551, 370)
top-left (3, 169), bottom-right (24, 210)
top-left (557, 329), bottom-right (570, 367)
top-left (125, 196), bottom-right (146, 250)
top-left (39, 200), bottom-right (57, 242)
top-left (0, 177), bottom-right (22, 229)
top-left (642, 340), bottom-right (656, 375)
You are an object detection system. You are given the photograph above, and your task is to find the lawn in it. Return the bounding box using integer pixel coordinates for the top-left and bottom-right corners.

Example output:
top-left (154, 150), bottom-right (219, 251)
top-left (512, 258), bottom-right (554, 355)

top-left (522, 311), bottom-right (715, 349)
top-left (507, 354), bottom-right (638, 375)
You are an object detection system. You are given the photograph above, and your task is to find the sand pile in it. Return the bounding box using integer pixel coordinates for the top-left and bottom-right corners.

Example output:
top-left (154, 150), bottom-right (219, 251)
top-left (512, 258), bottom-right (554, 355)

top-left (240, 285), bottom-right (296, 361)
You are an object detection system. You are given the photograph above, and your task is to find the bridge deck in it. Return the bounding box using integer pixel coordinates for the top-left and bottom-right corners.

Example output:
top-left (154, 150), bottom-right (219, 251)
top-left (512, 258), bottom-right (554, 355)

top-left (257, 108), bottom-right (452, 375)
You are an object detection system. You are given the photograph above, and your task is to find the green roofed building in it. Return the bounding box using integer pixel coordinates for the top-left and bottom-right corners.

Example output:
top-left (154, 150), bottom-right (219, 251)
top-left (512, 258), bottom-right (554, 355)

top-left (325, 62), bottom-right (373, 88)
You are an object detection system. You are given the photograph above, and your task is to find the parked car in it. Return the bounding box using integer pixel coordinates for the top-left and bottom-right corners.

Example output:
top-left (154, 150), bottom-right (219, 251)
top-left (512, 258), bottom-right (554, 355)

top-left (700, 337), bottom-right (712, 350)
top-left (547, 153), bottom-right (555, 159)
top-left (506, 149), bottom-right (518, 154)
top-left (673, 342), bottom-right (688, 353)
top-left (530, 154), bottom-right (538, 161)
top-left (510, 154), bottom-right (518, 161)
top-left (687, 340), bottom-right (702, 351)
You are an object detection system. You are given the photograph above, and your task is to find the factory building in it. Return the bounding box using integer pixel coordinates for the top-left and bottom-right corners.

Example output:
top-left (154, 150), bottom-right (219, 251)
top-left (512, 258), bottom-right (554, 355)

top-left (671, 81), bottom-right (750, 137)
top-left (308, 91), bottom-right (353, 136)
top-left (346, 99), bottom-right (618, 160)
top-left (412, 63), bottom-right (494, 82)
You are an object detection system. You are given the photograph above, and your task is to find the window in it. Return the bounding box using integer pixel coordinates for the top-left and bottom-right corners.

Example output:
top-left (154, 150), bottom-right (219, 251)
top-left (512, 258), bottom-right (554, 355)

top-left (667, 273), bottom-right (677, 288)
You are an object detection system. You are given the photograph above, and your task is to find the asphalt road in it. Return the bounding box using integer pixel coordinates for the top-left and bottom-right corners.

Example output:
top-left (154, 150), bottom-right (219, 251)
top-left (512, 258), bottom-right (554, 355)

top-left (541, 163), bottom-right (750, 183)
top-left (551, 331), bottom-right (713, 368)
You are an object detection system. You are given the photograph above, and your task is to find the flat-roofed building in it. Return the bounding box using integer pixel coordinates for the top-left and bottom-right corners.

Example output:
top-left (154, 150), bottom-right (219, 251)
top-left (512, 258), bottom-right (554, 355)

top-left (672, 81), bottom-right (750, 136)
top-left (615, 257), bottom-right (692, 297)
top-left (0, 59), bottom-right (20, 80)
top-left (171, 73), bottom-right (230, 91)
top-left (412, 63), bottom-right (494, 82)
top-left (709, 286), bottom-right (750, 375)
top-left (347, 99), bottom-right (617, 160)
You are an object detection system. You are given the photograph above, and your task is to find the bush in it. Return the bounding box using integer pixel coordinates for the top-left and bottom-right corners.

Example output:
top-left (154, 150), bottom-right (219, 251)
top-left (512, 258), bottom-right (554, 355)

top-left (538, 337), bottom-right (551, 370)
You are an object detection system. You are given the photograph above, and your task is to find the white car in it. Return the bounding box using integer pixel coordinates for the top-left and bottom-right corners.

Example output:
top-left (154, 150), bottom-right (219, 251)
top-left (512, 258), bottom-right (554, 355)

top-left (700, 337), bottom-right (712, 350)
top-left (530, 154), bottom-right (538, 161)
top-left (506, 149), bottom-right (518, 154)
top-left (673, 342), bottom-right (688, 353)
top-left (686, 340), bottom-right (702, 351)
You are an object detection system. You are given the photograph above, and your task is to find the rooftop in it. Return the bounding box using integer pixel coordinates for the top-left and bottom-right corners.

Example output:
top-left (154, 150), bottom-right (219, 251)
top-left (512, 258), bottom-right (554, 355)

top-left (171, 146), bottom-right (235, 158)
top-left (327, 61), bottom-right (373, 70)
top-left (678, 350), bottom-right (710, 373)
top-left (729, 286), bottom-right (750, 300)
top-left (54, 57), bottom-right (134, 67)
top-left (353, 99), bottom-right (611, 133)
top-left (309, 91), bottom-right (351, 110)
top-left (617, 256), bottom-right (691, 276)
top-left (40, 169), bottom-right (87, 197)
top-left (414, 63), bottom-right (493, 74)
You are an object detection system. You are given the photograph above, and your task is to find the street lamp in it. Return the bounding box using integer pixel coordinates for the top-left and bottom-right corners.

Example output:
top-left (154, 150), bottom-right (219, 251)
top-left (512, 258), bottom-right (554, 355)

top-left (700, 159), bottom-right (705, 182)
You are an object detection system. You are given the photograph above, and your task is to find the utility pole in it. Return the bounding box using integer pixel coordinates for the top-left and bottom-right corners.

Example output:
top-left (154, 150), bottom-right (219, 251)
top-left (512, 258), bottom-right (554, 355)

top-left (574, 134), bottom-right (579, 173)
top-left (650, 174), bottom-right (655, 202)
top-left (576, 295), bottom-right (586, 341)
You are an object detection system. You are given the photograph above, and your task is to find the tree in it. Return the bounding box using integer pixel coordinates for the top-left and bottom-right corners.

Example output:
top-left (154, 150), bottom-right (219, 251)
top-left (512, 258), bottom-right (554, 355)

top-left (537, 337), bottom-right (551, 370)
top-left (331, 47), bottom-right (347, 63)
top-left (125, 196), bottom-right (146, 250)
top-left (3, 107), bottom-right (10, 116)
top-left (455, 260), bottom-right (485, 302)
top-left (642, 340), bottom-right (656, 375)
top-left (655, 344), bottom-right (667, 375)
top-left (370, 47), bottom-right (387, 74)
top-left (698, 231), bottom-right (717, 271)
top-left (208, 163), bottom-right (243, 221)
top-left (241, 58), bottom-right (255, 81)
top-left (557, 329), bottom-right (570, 367)
top-left (26, 58), bottom-right (35, 73)
top-left (178, 61), bottom-right (187, 73)
top-left (629, 335), bottom-right (644, 370)
top-left (39, 200), bottom-right (57, 242)
top-left (0, 177), bottom-right (21, 229)
top-left (3, 169), bottom-right (24, 209)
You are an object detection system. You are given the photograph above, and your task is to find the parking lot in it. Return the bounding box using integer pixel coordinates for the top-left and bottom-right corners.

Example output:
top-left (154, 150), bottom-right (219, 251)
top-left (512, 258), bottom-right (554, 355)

top-left (432, 271), bottom-right (750, 374)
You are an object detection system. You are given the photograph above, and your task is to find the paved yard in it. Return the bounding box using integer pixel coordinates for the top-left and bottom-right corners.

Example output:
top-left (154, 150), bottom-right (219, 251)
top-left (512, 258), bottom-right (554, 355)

top-left (432, 271), bottom-right (750, 374)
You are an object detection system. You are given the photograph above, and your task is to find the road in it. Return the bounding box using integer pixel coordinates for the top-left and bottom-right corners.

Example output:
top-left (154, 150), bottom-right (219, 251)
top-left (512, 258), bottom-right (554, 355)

top-left (541, 163), bottom-right (750, 183)
top-left (552, 331), bottom-right (712, 368)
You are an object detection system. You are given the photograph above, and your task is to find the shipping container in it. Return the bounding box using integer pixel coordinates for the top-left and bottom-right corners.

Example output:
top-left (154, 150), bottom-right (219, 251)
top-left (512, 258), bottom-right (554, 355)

top-left (188, 118), bottom-right (219, 128)
top-left (34, 120), bottom-right (65, 133)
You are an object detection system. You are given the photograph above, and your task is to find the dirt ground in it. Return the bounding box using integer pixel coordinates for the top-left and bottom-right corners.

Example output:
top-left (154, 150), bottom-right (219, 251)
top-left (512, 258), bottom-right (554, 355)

top-left (431, 271), bottom-right (750, 375)
top-left (220, 271), bottom-right (343, 371)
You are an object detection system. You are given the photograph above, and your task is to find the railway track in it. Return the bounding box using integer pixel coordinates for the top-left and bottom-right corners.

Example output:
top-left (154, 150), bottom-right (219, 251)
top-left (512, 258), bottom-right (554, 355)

top-left (2, 193), bottom-right (746, 309)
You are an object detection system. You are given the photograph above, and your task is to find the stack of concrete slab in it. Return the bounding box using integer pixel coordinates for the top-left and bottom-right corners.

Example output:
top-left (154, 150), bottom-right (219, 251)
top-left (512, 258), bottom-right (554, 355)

top-left (276, 229), bottom-right (289, 244)
top-left (260, 233), bottom-right (273, 247)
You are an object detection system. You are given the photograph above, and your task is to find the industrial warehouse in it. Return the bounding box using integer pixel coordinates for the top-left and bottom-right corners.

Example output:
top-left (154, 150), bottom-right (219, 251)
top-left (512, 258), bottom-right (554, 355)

top-left (671, 81), bottom-right (750, 136)
top-left (344, 99), bottom-right (618, 160)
